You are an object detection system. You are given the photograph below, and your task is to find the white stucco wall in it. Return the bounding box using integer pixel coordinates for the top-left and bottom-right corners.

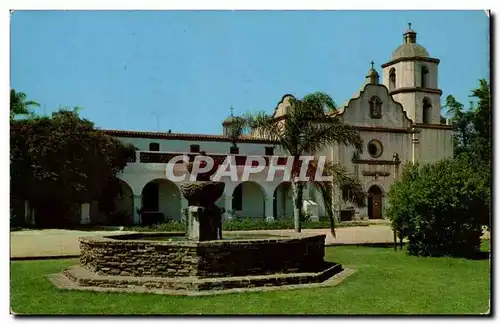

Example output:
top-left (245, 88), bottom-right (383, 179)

top-left (115, 136), bottom-right (285, 157)
top-left (99, 46), bottom-right (453, 224)
top-left (157, 180), bottom-right (182, 221)
top-left (414, 127), bottom-right (454, 163)
top-left (240, 181), bottom-right (265, 219)
top-left (275, 182), bottom-right (293, 218)
top-left (339, 84), bottom-right (413, 129)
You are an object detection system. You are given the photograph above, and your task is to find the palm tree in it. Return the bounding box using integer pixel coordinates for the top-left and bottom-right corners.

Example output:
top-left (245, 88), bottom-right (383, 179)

top-left (308, 159), bottom-right (366, 236)
top-left (242, 92), bottom-right (365, 233)
top-left (10, 89), bottom-right (40, 120)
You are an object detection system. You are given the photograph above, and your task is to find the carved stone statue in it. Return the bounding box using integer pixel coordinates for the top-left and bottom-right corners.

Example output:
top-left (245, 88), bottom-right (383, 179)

top-left (392, 152), bottom-right (400, 163)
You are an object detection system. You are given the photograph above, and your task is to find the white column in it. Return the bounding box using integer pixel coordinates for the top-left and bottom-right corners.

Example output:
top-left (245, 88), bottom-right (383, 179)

top-left (411, 129), bottom-right (420, 163)
top-left (80, 203), bottom-right (91, 224)
top-left (181, 197), bottom-right (189, 222)
top-left (223, 195), bottom-right (233, 220)
top-left (133, 194), bottom-right (142, 224)
top-left (264, 196), bottom-right (274, 222)
top-left (303, 183), bottom-right (311, 200)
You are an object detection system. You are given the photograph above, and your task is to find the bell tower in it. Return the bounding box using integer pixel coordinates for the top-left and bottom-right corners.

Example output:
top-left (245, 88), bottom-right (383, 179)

top-left (381, 23), bottom-right (442, 124)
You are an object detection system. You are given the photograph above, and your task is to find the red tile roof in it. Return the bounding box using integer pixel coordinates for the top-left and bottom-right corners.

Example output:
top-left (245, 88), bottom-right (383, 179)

top-left (101, 129), bottom-right (276, 144)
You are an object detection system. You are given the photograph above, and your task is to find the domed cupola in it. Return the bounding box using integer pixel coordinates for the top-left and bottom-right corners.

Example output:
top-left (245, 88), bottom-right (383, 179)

top-left (222, 107), bottom-right (243, 138)
top-left (381, 23), bottom-right (442, 125)
top-left (365, 60), bottom-right (380, 85)
top-left (391, 23), bottom-right (430, 60)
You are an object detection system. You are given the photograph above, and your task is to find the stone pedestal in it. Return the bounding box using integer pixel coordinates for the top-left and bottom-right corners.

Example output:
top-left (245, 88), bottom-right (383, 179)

top-left (180, 181), bottom-right (225, 242)
top-left (187, 206), bottom-right (202, 240)
top-left (186, 205), bottom-right (224, 241)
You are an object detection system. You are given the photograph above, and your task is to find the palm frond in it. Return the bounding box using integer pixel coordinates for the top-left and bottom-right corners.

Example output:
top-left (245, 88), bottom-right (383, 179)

top-left (242, 111), bottom-right (283, 142)
top-left (300, 122), bottom-right (363, 154)
top-left (301, 91), bottom-right (336, 112)
top-left (24, 100), bottom-right (41, 107)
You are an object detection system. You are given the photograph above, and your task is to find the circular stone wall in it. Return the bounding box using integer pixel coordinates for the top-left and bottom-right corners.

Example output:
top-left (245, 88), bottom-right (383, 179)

top-left (79, 232), bottom-right (326, 278)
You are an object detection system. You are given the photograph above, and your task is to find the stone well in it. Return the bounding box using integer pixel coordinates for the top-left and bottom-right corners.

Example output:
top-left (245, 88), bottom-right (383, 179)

top-left (79, 232), bottom-right (327, 278)
top-left (50, 231), bottom-right (348, 295)
top-left (49, 156), bottom-right (351, 296)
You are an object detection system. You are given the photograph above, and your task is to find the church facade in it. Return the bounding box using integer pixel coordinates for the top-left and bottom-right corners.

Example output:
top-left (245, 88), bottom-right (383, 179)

top-left (80, 25), bottom-right (454, 225)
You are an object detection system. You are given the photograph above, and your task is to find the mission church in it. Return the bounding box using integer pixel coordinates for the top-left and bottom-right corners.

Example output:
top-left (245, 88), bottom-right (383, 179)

top-left (76, 24), bottom-right (454, 225)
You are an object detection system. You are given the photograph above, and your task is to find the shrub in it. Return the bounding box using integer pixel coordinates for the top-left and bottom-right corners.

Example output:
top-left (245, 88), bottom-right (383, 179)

top-left (106, 210), bottom-right (133, 226)
top-left (126, 217), bottom-right (370, 232)
top-left (387, 157), bottom-right (488, 257)
top-left (140, 212), bottom-right (165, 226)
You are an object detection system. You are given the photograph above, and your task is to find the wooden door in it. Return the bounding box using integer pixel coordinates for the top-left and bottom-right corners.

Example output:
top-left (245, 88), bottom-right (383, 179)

top-left (372, 194), bottom-right (382, 219)
top-left (368, 185), bottom-right (383, 219)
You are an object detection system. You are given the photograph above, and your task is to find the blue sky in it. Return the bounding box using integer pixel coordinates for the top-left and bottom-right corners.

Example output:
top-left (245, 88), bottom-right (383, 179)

top-left (11, 10), bottom-right (489, 134)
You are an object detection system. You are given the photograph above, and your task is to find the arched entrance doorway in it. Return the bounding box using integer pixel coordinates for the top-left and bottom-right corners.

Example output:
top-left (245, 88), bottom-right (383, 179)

top-left (273, 182), bottom-right (293, 219)
top-left (367, 185), bottom-right (383, 219)
top-left (141, 179), bottom-right (181, 221)
top-left (93, 179), bottom-right (134, 225)
top-left (232, 181), bottom-right (265, 219)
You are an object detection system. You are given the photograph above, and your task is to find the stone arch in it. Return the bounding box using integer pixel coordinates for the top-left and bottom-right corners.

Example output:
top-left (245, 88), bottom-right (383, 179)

top-left (232, 181), bottom-right (265, 219)
top-left (367, 184), bottom-right (384, 219)
top-left (141, 178), bottom-right (182, 221)
top-left (389, 67), bottom-right (396, 90)
top-left (273, 181), bottom-right (293, 219)
top-left (115, 179), bottom-right (134, 218)
top-left (90, 179), bottom-right (134, 225)
top-left (423, 97), bottom-right (432, 124)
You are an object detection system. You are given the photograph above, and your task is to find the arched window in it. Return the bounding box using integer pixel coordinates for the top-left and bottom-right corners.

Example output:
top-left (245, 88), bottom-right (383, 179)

top-left (369, 96), bottom-right (382, 118)
top-left (421, 65), bottom-right (429, 88)
top-left (423, 98), bottom-right (432, 124)
top-left (389, 68), bottom-right (396, 90)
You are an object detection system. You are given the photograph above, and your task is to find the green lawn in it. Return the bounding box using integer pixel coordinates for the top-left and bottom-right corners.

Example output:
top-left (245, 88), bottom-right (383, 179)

top-left (10, 243), bottom-right (490, 315)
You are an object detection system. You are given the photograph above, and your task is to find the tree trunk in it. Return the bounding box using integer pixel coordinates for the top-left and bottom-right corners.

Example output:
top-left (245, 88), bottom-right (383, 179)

top-left (291, 181), bottom-right (304, 233)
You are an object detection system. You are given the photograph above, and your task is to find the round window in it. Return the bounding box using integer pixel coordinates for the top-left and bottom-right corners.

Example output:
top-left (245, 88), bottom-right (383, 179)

top-left (367, 140), bottom-right (383, 158)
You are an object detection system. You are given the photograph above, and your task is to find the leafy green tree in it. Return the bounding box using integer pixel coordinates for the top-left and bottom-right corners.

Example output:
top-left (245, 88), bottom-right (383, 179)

top-left (10, 89), bottom-right (40, 120)
top-left (443, 79), bottom-right (491, 227)
top-left (242, 92), bottom-right (365, 233)
top-left (387, 157), bottom-right (487, 257)
top-left (470, 79), bottom-right (492, 164)
top-left (10, 108), bottom-right (136, 227)
top-left (443, 95), bottom-right (476, 155)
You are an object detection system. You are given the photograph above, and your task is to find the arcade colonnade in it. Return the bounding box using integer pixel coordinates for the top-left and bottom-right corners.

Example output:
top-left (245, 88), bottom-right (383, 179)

top-left (79, 178), bottom-right (297, 225)
top-left (79, 178), bottom-right (388, 225)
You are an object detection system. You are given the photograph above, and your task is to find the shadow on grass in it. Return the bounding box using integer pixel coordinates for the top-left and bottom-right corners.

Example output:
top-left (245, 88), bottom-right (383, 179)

top-left (466, 251), bottom-right (490, 260)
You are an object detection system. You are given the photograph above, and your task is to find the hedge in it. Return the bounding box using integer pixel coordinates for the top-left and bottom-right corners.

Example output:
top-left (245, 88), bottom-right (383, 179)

top-left (125, 217), bottom-right (371, 232)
